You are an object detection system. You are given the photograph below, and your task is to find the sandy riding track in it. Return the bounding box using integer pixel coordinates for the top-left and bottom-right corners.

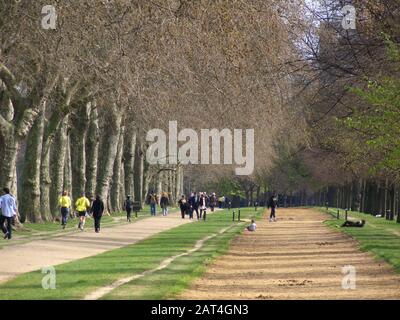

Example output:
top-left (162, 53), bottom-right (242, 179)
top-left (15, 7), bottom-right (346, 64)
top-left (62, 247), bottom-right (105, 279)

top-left (180, 208), bottom-right (400, 300)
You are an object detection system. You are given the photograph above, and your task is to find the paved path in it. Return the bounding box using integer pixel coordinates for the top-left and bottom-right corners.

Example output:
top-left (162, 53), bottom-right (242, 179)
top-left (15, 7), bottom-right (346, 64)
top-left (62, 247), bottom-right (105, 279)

top-left (180, 208), bottom-right (400, 300)
top-left (0, 212), bottom-right (190, 284)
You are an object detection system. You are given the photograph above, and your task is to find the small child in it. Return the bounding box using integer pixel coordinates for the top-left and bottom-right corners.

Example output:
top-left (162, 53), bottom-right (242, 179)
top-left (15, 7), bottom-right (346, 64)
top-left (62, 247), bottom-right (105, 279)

top-left (246, 219), bottom-right (257, 232)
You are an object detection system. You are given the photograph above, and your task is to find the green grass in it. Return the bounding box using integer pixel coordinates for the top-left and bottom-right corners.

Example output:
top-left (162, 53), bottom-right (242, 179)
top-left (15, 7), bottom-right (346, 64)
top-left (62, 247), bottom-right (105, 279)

top-left (0, 205), bottom-right (175, 250)
top-left (0, 207), bottom-right (263, 300)
top-left (318, 207), bottom-right (400, 273)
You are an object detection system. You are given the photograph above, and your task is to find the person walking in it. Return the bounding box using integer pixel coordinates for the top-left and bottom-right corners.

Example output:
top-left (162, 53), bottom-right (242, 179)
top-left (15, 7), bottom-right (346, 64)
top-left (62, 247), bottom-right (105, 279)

top-left (160, 192), bottom-right (169, 216)
top-left (189, 192), bottom-right (199, 219)
top-left (124, 195), bottom-right (133, 222)
top-left (91, 195), bottom-right (104, 233)
top-left (178, 195), bottom-right (188, 219)
top-left (199, 192), bottom-right (207, 219)
top-left (209, 192), bottom-right (217, 212)
top-left (268, 192), bottom-right (278, 222)
top-left (76, 192), bottom-right (90, 230)
top-left (0, 188), bottom-right (17, 240)
top-left (58, 191), bottom-right (71, 229)
top-left (149, 192), bottom-right (157, 216)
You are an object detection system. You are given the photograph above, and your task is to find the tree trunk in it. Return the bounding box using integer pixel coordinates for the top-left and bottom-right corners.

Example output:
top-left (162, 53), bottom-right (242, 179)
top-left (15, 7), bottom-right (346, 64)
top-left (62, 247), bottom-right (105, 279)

top-left (119, 165), bottom-right (126, 209)
top-left (49, 120), bottom-right (68, 217)
top-left (360, 179), bottom-right (366, 212)
top-left (156, 170), bottom-right (163, 199)
top-left (141, 154), bottom-right (151, 205)
top-left (134, 139), bottom-right (144, 204)
top-left (70, 102), bottom-right (90, 200)
top-left (0, 128), bottom-right (18, 194)
top-left (63, 134), bottom-right (73, 203)
top-left (96, 104), bottom-right (122, 210)
top-left (110, 124), bottom-right (125, 212)
top-left (384, 178), bottom-right (389, 218)
top-left (175, 166), bottom-right (181, 203)
top-left (40, 142), bottom-right (52, 221)
top-left (85, 104), bottom-right (99, 197)
top-left (123, 126), bottom-right (136, 197)
top-left (19, 111), bottom-right (45, 222)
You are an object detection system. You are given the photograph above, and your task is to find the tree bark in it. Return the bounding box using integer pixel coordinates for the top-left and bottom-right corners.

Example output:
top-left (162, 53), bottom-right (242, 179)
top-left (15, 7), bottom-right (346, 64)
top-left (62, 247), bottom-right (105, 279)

top-left (123, 126), bottom-right (136, 197)
top-left (96, 104), bottom-right (122, 210)
top-left (85, 104), bottom-right (99, 198)
top-left (49, 119), bottom-right (68, 217)
top-left (134, 139), bottom-right (144, 204)
top-left (0, 126), bottom-right (18, 194)
top-left (63, 133), bottom-right (73, 204)
top-left (110, 124), bottom-right (125, 212)
top-left (40, 141), bottom-right (52, 221)
top-left (175, 165), bottom-right (182, 203)
top-left (70, 102), bottom-right (90, 200)
top-left (19, 111), bottom-right (45, 222)
top-left (141, 155), bottom-right (151, 205)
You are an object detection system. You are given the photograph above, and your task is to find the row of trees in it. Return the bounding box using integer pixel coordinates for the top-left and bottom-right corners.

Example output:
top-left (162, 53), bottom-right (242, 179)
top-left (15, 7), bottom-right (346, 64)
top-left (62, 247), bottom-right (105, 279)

top-left (260, 0), bottom-right (400, 220)
top-left (1, 1), bottom-right (304, 222)
top-left (200, 0), bottom-right (399, 223)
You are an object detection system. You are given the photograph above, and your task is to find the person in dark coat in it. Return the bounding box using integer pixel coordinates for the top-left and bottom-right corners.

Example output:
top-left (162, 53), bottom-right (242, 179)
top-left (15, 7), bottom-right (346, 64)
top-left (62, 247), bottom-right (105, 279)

top-left (91, 195), bottom-right (104, 233)
top-left (124, 195), bottom-right (133, 222)
top-left (160, 192), bottom-right (169, 216)
top-left (189, 192), bottom-right (199, 219)
top-left (178, 195), bottom-right (189, 219)
top-left (209, 193), bottom-right (217, 212)
top-left (199, 192), bottom-right (207, 219)
top-left (267, 192), bottom-right (278, 222)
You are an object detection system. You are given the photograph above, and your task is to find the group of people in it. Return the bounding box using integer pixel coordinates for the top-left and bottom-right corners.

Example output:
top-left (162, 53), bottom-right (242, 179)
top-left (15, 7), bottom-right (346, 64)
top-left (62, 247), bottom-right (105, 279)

top-left (178, 192), bottom-right (218, 220)
top-left (0, 184), bottom-right (280, 240)
top-left (58, 191), bottom-right (104, 232)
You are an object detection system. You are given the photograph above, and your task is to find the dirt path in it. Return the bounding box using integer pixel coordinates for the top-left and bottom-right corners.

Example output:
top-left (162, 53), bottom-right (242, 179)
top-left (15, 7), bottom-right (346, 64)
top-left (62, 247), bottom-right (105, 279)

top-left (179, 208), bottom-right (400, 300)
top-left (0, 212), bottom-right (190, 284)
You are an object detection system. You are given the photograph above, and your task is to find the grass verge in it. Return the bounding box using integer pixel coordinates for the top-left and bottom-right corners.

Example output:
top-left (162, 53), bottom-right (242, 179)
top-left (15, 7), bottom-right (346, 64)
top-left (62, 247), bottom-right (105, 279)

top-left (317, 207), bottom-right (400, 273)
top-left (0, 207), bottom-right (263, 299)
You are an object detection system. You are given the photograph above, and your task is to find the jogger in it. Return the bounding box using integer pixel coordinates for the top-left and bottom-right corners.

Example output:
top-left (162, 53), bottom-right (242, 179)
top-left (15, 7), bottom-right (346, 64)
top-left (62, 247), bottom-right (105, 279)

top-left (0, 188), bottom-right (17, 240)
top-left (58, 191), bottom-right (71, 229)
top-left (76, 192), bottom-right (90, 230)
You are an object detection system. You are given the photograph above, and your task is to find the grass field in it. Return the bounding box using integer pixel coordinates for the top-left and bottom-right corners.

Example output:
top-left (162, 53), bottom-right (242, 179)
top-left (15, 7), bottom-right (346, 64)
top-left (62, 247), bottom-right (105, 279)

top-left (319, 207), bottom-right (400, 273)
top-left (0, 207), bottom-right (263, 300)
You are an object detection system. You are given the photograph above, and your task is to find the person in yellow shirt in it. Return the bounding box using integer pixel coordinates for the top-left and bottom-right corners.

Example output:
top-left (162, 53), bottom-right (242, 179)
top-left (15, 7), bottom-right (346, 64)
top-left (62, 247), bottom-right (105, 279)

top-left (58, 191), bottom-right (71, 229)
top-left (76, 192), bottom-right (90, 230)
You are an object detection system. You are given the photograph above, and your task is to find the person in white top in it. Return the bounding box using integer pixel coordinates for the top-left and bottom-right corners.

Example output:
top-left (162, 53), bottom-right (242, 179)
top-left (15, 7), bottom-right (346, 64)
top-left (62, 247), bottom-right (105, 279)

top-left (246, 220), bottom-right (257, 232)
top-left (0, 187), bottom-right (18, 240)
